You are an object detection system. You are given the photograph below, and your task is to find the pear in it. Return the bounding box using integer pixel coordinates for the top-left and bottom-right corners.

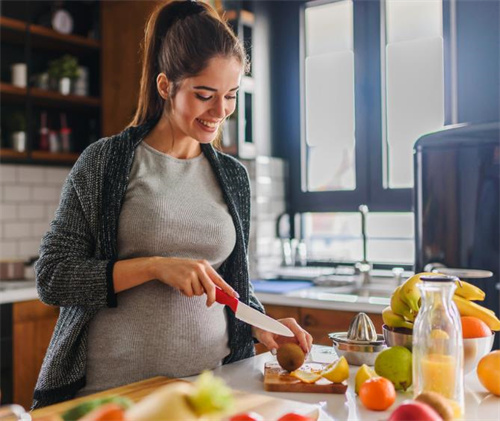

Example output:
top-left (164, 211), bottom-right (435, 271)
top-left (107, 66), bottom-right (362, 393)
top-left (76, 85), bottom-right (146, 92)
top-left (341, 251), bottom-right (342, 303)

top-left (355, 364), bottom-right (378, 394)
top-left (375, 346), bottom-right (413, 391)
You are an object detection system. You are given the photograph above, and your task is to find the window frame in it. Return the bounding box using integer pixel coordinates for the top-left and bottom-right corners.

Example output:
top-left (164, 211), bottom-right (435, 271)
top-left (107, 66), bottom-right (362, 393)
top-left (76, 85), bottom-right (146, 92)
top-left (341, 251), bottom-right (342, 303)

top-left (292, 0), bottom-right (450, 214)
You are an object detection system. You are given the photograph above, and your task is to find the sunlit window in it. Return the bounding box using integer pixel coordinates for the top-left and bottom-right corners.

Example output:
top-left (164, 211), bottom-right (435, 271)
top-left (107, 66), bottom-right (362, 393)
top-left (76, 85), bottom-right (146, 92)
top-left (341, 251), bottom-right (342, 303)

top-left (383, 0), bottom-right (444, 188)
top-left (304, 212), bottom-right (415, 265)
top-left (304, 1), bottom-right (355, 192)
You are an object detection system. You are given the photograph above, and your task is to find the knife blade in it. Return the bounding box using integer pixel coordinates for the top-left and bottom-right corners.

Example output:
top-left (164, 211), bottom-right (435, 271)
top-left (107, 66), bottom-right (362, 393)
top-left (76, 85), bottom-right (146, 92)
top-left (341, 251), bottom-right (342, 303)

top-left (215, 287), bottom-right (294, 337)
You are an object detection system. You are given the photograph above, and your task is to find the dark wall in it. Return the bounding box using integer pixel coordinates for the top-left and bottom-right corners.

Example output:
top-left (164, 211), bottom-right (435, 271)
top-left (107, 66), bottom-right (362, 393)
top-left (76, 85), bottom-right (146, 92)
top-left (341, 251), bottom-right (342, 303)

top-left (457, 1), bottom-right (500, 123)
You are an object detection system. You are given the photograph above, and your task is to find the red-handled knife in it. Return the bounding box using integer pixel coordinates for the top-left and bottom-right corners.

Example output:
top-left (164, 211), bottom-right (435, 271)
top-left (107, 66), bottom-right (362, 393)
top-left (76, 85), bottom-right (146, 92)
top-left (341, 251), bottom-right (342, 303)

top-left (215, 287), bottom-right (294, 337)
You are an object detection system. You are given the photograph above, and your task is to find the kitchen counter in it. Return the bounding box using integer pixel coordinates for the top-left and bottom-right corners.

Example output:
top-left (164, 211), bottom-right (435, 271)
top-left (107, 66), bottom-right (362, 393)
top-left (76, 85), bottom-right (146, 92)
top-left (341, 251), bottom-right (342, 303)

top-left (187, 345), bottom-right (499, 420)
top-left (0, 280), bottom-right (389, 314)
top-left (255, 288), bottom-right (388, 313)
top-left (29, 345), bottom-right (500, 420)
top-left (0, 280), bottom-right (37, 304)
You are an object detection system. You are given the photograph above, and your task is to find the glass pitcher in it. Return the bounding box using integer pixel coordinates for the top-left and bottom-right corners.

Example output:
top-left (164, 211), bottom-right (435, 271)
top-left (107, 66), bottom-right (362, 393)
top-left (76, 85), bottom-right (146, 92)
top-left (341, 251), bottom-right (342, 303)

top-left (412, 275), bottom-right (464, 417)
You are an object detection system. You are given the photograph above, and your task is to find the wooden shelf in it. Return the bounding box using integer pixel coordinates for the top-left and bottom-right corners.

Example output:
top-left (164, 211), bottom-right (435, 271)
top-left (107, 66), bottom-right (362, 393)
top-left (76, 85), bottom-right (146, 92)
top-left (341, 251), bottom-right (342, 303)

top-left (0, 16), bottom-right (27, 32)
top-left (0, 82), bottom-right (100, 108)
top-left (0, 16), bottom-right (100, 53)
top-left (0, 149), bottom-right (79, 164)
top-left (0, 149), bottom-right (29, 160)
top-left (31, 151), bottom-right (79, 163)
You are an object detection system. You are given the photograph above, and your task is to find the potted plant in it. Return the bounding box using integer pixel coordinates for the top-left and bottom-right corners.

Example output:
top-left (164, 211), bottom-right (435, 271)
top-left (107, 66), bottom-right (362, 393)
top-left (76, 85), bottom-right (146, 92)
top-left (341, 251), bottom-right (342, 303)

top-left (48, 55), bottom-right (80, 95)
top-left (5, 112), bottom-right (27, 152)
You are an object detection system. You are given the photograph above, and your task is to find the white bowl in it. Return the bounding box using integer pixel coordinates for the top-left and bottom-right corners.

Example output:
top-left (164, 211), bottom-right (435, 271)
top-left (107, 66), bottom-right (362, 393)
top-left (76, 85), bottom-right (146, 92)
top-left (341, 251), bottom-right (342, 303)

top-left (463, 334), bottom-right (495, 375)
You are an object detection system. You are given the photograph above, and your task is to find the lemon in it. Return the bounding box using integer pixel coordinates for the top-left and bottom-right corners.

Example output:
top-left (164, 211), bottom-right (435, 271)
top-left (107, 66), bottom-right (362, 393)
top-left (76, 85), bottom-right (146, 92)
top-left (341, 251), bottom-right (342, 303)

top-left (321, 356), bottom-right (349, 383)
top-left (355, 364), bottom-right (378, 394)
top-left (290, 369), bottom-right (322, 384)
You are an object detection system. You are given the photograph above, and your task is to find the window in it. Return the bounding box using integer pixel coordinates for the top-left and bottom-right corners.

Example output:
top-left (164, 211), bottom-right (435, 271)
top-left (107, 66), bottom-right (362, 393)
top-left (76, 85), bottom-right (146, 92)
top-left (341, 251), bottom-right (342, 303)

top-left (292, 0), bottom-right (445, 265)
top-left (298, 0), bottom-right (444, 211)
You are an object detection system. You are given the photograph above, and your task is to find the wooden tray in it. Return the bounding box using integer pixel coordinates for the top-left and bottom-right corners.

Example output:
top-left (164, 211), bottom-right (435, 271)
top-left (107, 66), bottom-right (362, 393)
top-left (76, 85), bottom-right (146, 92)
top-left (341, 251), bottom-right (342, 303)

top-left (264, 362), bottom-right (348, 394)
top-left (31, 377), bottom-right (321, 421)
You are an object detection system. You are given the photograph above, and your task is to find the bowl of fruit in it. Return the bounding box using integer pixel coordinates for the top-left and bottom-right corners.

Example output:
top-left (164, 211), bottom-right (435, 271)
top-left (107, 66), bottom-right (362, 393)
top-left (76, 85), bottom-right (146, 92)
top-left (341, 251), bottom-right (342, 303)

top-left (383, 273), bottom-right (500, 371)
top-left (462, 316), bottom-right (495, 374)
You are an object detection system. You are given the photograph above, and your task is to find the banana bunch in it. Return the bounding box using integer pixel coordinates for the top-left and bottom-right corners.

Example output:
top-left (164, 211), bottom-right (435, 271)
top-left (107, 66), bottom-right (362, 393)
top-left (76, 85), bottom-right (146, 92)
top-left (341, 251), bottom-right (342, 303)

top-left (383, 272), bottom-right (500, 331)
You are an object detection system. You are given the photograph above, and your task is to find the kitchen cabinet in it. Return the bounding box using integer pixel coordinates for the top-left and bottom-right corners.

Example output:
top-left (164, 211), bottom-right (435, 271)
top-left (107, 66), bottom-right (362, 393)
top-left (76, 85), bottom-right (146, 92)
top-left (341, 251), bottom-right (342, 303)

top-left (0, 1), bottom-right (102, 166)
top-left (100, 0), bottom-right (160, 137)
top-left (264, 304), bottom-right (383, 346)
top-left (12, 300), bottom-right (59, 409)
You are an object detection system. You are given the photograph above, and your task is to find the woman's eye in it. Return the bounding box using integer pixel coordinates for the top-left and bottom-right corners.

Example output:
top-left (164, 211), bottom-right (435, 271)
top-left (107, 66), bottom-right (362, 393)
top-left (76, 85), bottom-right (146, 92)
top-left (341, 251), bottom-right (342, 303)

top-left (226, 96), bottom-right (237, 100)
top-left (195, 94), bottom-right (212, 101)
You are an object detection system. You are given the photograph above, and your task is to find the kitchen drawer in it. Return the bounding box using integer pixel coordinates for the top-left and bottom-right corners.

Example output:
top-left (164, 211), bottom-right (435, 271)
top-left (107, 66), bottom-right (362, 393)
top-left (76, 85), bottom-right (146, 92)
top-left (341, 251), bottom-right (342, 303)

top-left (264, 304), bottom-right (300, 321)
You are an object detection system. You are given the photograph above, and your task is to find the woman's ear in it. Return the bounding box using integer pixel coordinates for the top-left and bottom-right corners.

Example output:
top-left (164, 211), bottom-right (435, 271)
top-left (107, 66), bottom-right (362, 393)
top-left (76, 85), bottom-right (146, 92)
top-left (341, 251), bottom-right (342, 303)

top-left (156, 73), bottom-right (170, 100)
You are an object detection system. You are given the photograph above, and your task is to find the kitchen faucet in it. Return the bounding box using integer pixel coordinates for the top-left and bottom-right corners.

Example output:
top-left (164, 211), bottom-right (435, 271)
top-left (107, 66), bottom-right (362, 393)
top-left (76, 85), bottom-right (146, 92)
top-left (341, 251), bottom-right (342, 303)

top-left (355, 204), bottom-right (372, 287)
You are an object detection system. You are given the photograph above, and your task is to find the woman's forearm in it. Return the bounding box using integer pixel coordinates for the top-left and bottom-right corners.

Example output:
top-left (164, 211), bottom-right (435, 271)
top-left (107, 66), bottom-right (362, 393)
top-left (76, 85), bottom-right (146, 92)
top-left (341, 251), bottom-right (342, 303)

top-left (113, 257), bottom-right (159, 293)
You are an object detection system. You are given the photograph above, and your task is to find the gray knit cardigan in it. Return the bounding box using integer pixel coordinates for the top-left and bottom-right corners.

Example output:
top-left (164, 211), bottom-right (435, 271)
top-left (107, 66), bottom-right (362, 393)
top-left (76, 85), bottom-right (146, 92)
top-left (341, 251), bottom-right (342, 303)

top-left (33, 120), bottom-right (264, 409)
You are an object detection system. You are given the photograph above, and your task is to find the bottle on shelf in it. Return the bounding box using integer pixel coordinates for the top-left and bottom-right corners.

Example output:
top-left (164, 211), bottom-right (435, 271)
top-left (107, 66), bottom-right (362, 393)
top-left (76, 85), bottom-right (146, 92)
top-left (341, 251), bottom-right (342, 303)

top-left (49, 130), bottom-right (61, 153)
top-left (59, 113), bottom-right (72, 152)
top-left (39, 111), bottom-right (49, 151)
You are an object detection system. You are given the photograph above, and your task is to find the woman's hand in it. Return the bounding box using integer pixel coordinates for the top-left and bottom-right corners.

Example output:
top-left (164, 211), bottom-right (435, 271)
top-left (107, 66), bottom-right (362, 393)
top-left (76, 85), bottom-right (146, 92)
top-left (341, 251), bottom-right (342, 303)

top-left (151, 257), bottom-right (238, 306)
top-left (252, 318), bottom-right (313, 355)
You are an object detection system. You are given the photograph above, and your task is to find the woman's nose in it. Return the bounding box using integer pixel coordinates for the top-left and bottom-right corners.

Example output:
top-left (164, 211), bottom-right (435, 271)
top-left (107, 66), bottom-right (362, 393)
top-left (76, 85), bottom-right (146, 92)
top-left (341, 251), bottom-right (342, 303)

top-left (210, 97), bottom-right (226, 118)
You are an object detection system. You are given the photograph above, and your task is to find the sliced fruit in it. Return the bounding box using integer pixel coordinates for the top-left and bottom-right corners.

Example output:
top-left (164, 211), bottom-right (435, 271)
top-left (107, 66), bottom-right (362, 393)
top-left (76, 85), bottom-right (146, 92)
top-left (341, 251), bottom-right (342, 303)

top-left (290, 370), bottom-right (322, 384)
top-left (355, 364), bottom-right (378, 395)
top-left (321, 356), bottom-right (349, 383)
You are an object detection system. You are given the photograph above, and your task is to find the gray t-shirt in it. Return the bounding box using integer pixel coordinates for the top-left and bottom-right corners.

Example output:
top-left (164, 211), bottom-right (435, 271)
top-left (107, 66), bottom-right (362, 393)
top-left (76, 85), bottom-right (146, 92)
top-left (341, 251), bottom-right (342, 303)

top-left (79, 142), bottom-right (236, 395)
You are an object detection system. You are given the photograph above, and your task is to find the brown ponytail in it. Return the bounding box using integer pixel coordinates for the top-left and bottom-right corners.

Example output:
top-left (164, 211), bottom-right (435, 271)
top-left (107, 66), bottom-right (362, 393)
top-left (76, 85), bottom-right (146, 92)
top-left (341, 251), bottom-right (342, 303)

top-left (128, 0), bottom-right (248, 131)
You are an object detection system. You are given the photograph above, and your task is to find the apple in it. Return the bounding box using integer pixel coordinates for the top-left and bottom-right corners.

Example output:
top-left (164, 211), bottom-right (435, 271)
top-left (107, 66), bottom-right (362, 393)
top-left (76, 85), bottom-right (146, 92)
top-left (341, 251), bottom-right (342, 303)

top-left (388, 400), bottom-right (443, 421)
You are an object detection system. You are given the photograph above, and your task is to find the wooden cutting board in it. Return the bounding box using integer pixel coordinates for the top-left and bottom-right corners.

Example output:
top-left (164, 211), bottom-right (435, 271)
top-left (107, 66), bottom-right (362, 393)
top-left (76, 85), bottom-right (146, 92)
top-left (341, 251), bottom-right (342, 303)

top-left (264, 362), bottom-right (348, 394)
top-left (30, 377), bottom-right (321, 421)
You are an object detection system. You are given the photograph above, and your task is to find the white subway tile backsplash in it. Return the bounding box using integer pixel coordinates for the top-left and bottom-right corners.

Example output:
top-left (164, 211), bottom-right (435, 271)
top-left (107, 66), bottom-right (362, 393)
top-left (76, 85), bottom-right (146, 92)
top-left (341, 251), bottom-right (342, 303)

top-left (4, 185), bottom-right (31, 202)
top-left (46, 168), bottom-right (70, 184)
top-left (1, 162), bottom-right (67, 258)
top-left (0, 165), bottom-right (17, 184)
top-left (45, 204), bottom-right (58, 223)
top-left (31, 221), bottom-right (50, 238)
top-left (0, 240), bottom-right (19, 257)
top-left (17, 166), bottom-right (46, 184)
top-left (4, 222), bottom-right (30, 239)
top-left (0, 204), bottom-right (17, 221)
top-left (18, 204), bottom-right (46, 220)
top-left (32, 186), bottom-right (62, 203)
top-left (18, 239), bottom-right (42, 258)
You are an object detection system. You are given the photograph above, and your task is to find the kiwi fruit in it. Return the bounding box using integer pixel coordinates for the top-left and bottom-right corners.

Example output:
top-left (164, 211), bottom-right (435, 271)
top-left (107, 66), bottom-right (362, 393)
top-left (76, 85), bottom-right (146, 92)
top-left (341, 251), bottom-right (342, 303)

top-left (276, 343), bottom-right (305, 372)
top-left (415, 391), bottom-right (454, 421)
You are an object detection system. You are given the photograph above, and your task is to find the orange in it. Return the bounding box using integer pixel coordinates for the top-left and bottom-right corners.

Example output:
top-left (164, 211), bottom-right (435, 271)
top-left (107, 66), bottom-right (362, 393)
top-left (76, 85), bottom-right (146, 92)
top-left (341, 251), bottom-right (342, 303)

top-left (359, 377), bottom-right (396, 411)
top-left (461, 316), bottom-right (492, 338)
top-left (477, 350), bottom-right (500, 396)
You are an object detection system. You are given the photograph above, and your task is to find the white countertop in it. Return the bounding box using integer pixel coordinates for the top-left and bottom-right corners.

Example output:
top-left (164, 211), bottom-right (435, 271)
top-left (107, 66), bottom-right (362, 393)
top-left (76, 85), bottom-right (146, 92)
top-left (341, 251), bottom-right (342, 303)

top-left (0, 280), bottom-right (38, 304)
top-left (256, 289), bottom-right (388, 313)
top-left (185, 345), bottom-right (500, 421)
top-left (0, 281), bottom-right (388, 314)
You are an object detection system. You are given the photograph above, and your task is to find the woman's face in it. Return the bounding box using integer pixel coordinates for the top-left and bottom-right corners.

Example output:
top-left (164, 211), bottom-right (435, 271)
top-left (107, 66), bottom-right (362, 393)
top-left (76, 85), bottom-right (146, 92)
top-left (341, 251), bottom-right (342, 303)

top-left (167, 56), bottom-right (242, 144)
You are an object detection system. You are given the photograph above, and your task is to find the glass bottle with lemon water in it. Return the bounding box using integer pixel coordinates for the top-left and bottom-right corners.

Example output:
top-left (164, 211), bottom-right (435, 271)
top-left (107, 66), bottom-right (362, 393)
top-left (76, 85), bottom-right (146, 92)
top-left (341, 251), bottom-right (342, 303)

top-left (413, 275), bottom-right (464, 417)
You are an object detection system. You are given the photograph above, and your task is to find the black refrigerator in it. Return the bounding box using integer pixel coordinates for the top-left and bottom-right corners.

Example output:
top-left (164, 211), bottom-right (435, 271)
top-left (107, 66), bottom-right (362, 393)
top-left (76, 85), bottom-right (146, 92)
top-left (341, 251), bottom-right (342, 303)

top-left (414, 122), bottom-right (500, 349)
